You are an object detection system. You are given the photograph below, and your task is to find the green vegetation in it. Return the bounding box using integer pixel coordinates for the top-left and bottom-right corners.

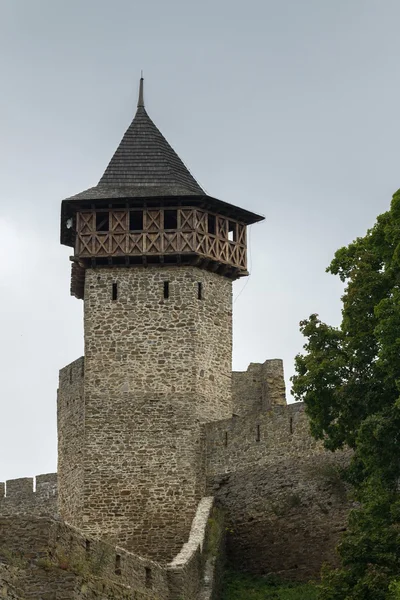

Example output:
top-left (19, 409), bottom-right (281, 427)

top-left (292, 190), bottom-right (400, 599)
top-left (221, 570), bottom-right (317, 600)
top-left (205, 507), bottom-right (225, 558)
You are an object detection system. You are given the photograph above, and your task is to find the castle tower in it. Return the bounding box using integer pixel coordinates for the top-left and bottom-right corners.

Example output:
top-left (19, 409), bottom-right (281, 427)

top-left (58, 78), bottom-right (263, 560)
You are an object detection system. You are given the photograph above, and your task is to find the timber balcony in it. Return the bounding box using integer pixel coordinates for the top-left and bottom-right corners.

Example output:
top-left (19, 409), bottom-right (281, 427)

top-left (73, 207), bottom-right (247, 276)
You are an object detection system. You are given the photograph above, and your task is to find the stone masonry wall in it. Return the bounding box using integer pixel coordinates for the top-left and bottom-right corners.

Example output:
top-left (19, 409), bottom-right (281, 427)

top-left (167, 497), bottom-right (224, 600)
top-left (232, 359), bottom-right (286, 415)
top-left (58, 266), bottom-right (233, 561)
top-left (0, 474), bottom-right (57, 518)
top-left (0, 495), bottom-right (222, 600)
top-left (57, 357), bottom-right (85, 527)
top-left (0, 563), bottom-right (136, 600)
top-left (205, 403), bottom-right (352, 581)
top-left (0, 515), bottom-right (169, 599)
top-left (207, 404), bottom-right (316, 476)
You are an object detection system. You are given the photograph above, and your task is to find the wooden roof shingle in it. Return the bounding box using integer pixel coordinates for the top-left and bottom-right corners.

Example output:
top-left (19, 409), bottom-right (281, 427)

top-left (64, 78), bottom-right (204, 201)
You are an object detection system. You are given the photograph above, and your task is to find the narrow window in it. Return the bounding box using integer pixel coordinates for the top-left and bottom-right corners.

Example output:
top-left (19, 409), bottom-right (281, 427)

top-left (290, 417), bottom-right (293, 435)
top-left (224, 432), bottom-right (228, 447)
top-left (69, 369), bottom-right (73, 384)
top-left (96, 212), bottom-right (109, 232)
top-left (115, 554), bottom-right (121, 576)
top-left (112, 283), bottom-right (118, 301)
top-left (197, 282), bottom-right (203, 300)
top-left (85, 540), bottom-right (91, 554)
top-left (145, 567), bottom-right (152, 588)
top-left (130, 210), bottom-right (143, 231)
top-left (256, 425), bottom-right (261, 442)
top-left (207, 214), bottom-right (216, 235)
top-left (228, 221), bottom-right (237, 242)
top-left (164, 281), bottom-right (169, 299)
top-left (164, 209), bottom-right (178, 229)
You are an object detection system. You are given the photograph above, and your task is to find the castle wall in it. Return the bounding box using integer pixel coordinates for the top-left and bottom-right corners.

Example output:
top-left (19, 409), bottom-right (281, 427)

top-left (0, 496), bottom-right (223, 600)
top-left (167, 496), bottom-right (225, 600)
top-left (232, 359), bottom-right (286, 415)
top-left (57, 357), bottom-right (85, 526)
top-left (0, 515), bottom-right (169, 599)
top-left (206, 404), bottom-right (352, 581)
top-left (57, 266), bottom-right (232, 560)
top-left (0, 473), bottom-right (57, 518)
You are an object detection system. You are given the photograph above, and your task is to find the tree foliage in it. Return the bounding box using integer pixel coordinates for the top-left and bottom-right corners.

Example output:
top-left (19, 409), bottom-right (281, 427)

top-left (291, 190), bottom-right (400, 599)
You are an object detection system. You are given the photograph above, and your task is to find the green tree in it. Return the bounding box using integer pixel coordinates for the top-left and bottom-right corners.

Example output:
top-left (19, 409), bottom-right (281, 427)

top-left (291, 190), bottom-right (400, 599)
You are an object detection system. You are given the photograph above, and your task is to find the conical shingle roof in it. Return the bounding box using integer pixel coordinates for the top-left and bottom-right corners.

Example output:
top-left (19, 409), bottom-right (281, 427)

top-left (99, 104), bottom-right (204, 194)
top-left (64, 78), bottom-right (204, 201)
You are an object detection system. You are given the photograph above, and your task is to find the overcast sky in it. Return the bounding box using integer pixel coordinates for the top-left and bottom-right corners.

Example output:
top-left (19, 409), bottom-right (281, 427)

top-left (1, 0), bottom-right (399, 482)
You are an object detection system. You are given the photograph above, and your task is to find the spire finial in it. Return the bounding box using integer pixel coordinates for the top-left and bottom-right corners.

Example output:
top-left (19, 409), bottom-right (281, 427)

top-left (137, 72), bottom-right (144, 108)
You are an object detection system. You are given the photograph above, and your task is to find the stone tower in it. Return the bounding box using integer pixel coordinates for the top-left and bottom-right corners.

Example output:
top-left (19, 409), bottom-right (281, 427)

top-left (58, 78), bottom-right (263, 560)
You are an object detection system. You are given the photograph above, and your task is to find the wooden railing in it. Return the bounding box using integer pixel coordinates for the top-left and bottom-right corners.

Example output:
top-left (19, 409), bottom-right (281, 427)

top-left (75, 208), bottom-right (247, 271)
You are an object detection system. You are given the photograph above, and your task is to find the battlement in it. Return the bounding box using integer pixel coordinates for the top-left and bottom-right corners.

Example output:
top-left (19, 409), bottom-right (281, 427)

top-left (57, 356), bottom-right (85, 529)
top-left (205, 403), bottom-right (320, 476)
top-left (205, 403), bottom-right (352, 581)
top-left (167, 497), bottom-right (225, 599)
top-left (0, 515), bottom-right (168, 599)
top-left (0, 494), bottom-right (224, 600)
top-left (58, 355), bottom-right (84, 389)
top-left (0, 473), bottom-right (58, 518)
top-left (232, 359), bottom-right (287, 415)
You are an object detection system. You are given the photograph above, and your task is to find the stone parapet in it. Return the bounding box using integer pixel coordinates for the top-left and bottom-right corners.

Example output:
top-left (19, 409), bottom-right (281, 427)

top-left (0, 515), bottom-right (168, 599)
top-left (232, 359), bottom-right (287, 415)
top-left (167, 496), bottom-right (225, 600)
top-left (205, 403), bottom-right (352, 581)
top-left (206, 403), bottom-right (316, 476)
top-left (0, 473), bottom-right (58, 518)
top-left (0, 498), bottom-right (224, 599)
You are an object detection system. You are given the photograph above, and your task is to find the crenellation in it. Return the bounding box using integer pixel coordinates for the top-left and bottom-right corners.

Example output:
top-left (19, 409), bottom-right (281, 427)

top-left (57, 356), bottom-right (85, 527)
top-left (232, 358), bottom-right (287, 415)
top-left (206, 403), bottom-right (317, 476)
top-left (0, 473), bottom-right (58, 519)
top-left (5, 477), bottom-right (34, 498)
top-left (36, 473), bottom-right (58, 499)
top-left (262, 358), bottom-right (287, 409)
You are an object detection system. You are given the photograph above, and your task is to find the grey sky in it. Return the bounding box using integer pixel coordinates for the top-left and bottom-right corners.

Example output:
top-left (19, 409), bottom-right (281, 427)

top-left (1, 0), bottom-right (399, 481)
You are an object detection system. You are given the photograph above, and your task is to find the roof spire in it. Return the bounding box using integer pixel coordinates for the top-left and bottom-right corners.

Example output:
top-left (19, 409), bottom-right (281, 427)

top-left (137, 72), bottom-right (144, 108)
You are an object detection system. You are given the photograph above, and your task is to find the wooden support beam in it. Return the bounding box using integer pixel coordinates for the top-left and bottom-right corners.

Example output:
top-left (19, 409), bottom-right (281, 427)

top-left (215, 264), bottom-right (226, 275)
top-left (210, 261), bottom-right (221, 273)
